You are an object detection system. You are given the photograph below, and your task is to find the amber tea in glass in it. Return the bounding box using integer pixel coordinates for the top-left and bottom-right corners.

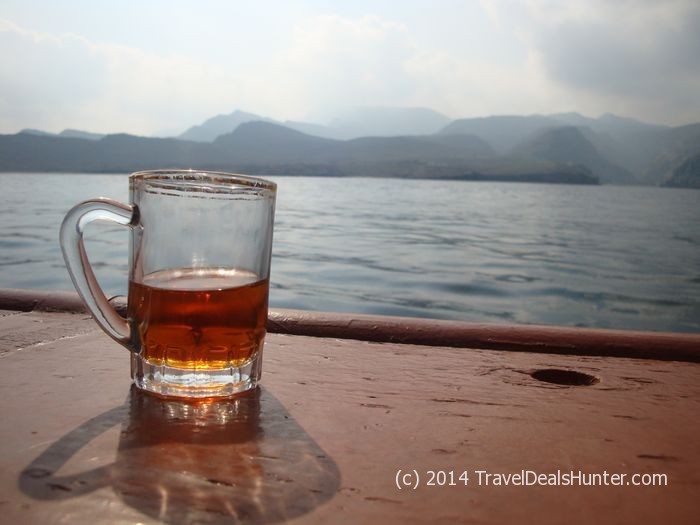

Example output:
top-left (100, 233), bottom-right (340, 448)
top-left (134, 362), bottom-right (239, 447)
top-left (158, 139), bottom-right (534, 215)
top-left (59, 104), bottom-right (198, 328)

top-left (60, 170), bottom-right (276, 398)
top-left (128, 268), bottom-right (268, 369)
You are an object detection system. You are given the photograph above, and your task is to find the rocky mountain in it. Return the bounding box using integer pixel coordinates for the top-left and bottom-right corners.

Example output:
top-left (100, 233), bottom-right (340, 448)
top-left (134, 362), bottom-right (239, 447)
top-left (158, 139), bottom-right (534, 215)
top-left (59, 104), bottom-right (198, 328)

top-left (544, 113), bottom-right (665, 176)
top-left (439, 115), bottom-right (562, 152)
top-left (641, 124), bottom-right (700, 185)
top-left (323, 106), bottom-right (452, 139)
top-left (511, 126), bottom-right (635, 184)
top-left (8, 108), bottom-right (699, 187)
top-left (19, 128), bottom-right (55, 137)
top-left (19, 128), bottom-right (104, 140)
top-left (662, 153), bottom-right (700, 189)
top-left (214, 121), bottom-right (495, 164)
top-left (437, 113), bottom-right (700, 185)
top-left (178, 110), bottom-right (274, 142)
top-left (551, 112), bottom-right (667, 138)
top-left (0, 133), bottom-right (205, 172)
top-left (282, 120), bottom-right (336, 139)
top-left (438, 112), bottom-right (667, 170)
top-left (213, 122), bottom-right (338, 163)
top-left (58, 129), bottom-right (105, 140)
top-left (178, 106), bottom-right (452, 142)
top-left (0, 121), bottom-right (595, 183)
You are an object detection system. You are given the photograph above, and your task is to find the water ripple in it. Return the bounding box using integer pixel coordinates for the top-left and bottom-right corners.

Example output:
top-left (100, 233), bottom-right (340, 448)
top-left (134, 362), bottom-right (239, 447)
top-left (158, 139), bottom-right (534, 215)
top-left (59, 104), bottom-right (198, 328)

top-left (1, 173), bottom-right (699, 333)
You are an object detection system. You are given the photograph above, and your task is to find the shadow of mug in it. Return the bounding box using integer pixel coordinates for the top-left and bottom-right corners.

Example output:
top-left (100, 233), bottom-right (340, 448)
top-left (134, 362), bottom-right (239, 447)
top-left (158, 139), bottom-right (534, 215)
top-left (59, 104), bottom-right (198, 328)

top-left (20, 387), bottom-right (340, 524)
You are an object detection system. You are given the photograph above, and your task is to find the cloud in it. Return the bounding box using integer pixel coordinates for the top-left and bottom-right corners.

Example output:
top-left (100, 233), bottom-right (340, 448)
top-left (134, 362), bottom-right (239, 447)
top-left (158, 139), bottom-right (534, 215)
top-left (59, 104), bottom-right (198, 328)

top-left (0, 19), bottom-right (246, 134)
top-left (483, 0), bottom-right (700, 124)
top-left (2, 14), bottom-right (534, 133)
top-left (272, 15), bottom-right (417, 120)
top-left (1, 15), bottom-right (429, 134)
top-left (0, 20), bottom-right (106, 128)
top-left (1, 4), bottom-right (698, 135)
top-left (232, 13), bottom-right (563, 122)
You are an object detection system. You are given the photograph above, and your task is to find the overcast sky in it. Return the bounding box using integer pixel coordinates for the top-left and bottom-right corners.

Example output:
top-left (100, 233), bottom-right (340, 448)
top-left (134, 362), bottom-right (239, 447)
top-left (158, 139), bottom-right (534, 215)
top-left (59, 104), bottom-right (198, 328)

top-left (1, 0), bottom-right (698, 135)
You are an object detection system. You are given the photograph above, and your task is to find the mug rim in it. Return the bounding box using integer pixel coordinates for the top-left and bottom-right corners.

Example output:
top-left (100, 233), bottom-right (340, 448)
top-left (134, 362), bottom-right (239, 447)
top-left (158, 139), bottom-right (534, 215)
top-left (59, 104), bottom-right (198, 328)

top-left (130, 169), bottom-right (277, 191)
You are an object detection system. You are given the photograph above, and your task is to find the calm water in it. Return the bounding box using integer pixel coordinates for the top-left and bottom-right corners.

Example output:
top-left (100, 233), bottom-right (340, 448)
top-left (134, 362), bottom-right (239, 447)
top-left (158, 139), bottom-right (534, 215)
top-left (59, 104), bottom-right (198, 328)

top-left (1, 173), bottom-right (699, 333)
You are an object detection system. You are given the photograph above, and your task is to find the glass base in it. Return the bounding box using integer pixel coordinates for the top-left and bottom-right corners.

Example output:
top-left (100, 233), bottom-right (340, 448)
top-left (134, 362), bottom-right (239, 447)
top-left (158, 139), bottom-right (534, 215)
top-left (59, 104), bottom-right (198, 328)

top-left (130, 350), bottom-right (263, 399)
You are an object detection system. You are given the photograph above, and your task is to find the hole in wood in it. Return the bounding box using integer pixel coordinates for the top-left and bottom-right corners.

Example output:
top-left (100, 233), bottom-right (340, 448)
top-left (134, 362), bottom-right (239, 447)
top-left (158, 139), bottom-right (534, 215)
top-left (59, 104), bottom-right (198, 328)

top-left (530, 369), bottom-right (599, 386)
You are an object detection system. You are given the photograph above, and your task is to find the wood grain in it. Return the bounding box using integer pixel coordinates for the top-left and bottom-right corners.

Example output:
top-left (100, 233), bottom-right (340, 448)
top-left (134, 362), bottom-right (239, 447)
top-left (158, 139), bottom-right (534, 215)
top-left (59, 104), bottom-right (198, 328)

top-left (1, 310), bottom-right (698, 524)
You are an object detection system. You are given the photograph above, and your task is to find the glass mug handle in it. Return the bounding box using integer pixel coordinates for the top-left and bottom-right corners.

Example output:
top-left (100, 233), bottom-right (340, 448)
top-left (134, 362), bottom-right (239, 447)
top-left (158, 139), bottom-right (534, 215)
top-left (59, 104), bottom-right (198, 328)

top-left (59, 198), bottom-right (136, 350)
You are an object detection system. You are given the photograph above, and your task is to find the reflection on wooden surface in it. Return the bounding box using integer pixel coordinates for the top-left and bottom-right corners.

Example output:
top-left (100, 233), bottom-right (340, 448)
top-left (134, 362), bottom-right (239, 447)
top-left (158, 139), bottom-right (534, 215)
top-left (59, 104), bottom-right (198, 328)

top-left (20, 386), bottom-right (340, 524)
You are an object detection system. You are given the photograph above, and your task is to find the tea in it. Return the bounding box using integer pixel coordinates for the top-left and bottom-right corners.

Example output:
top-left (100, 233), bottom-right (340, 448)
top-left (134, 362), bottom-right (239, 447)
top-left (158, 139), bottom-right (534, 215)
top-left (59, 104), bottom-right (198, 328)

top-left (128, 267), bottom-right (268, 369)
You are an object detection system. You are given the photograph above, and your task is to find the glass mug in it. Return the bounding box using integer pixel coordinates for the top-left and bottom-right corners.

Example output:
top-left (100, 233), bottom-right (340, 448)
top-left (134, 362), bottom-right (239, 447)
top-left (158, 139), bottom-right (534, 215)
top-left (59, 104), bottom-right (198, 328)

top-left (60, 170), bottom-right (276, 398)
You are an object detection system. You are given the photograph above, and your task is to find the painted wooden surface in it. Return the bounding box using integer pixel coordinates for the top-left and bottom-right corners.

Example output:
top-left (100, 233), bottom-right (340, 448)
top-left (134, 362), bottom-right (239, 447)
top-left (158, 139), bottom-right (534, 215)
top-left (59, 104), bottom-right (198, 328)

top-left (1, 308), bottom-right (698, 524)
top-left (2, 287), bottom-right (699, 362)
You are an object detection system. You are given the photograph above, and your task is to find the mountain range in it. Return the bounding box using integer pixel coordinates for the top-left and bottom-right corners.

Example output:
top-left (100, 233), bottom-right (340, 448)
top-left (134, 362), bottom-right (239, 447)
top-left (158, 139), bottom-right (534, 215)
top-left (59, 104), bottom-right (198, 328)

top-left (179, 107), bottom-right (453, 142)
top-left (2, 107), bottom-right (699, 187)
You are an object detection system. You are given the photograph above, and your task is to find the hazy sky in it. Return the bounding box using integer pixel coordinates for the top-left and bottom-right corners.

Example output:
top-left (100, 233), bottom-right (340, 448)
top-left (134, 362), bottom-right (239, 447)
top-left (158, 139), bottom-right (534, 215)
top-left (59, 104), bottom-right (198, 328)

top-left (1, 0), bottom-right (698, 135)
